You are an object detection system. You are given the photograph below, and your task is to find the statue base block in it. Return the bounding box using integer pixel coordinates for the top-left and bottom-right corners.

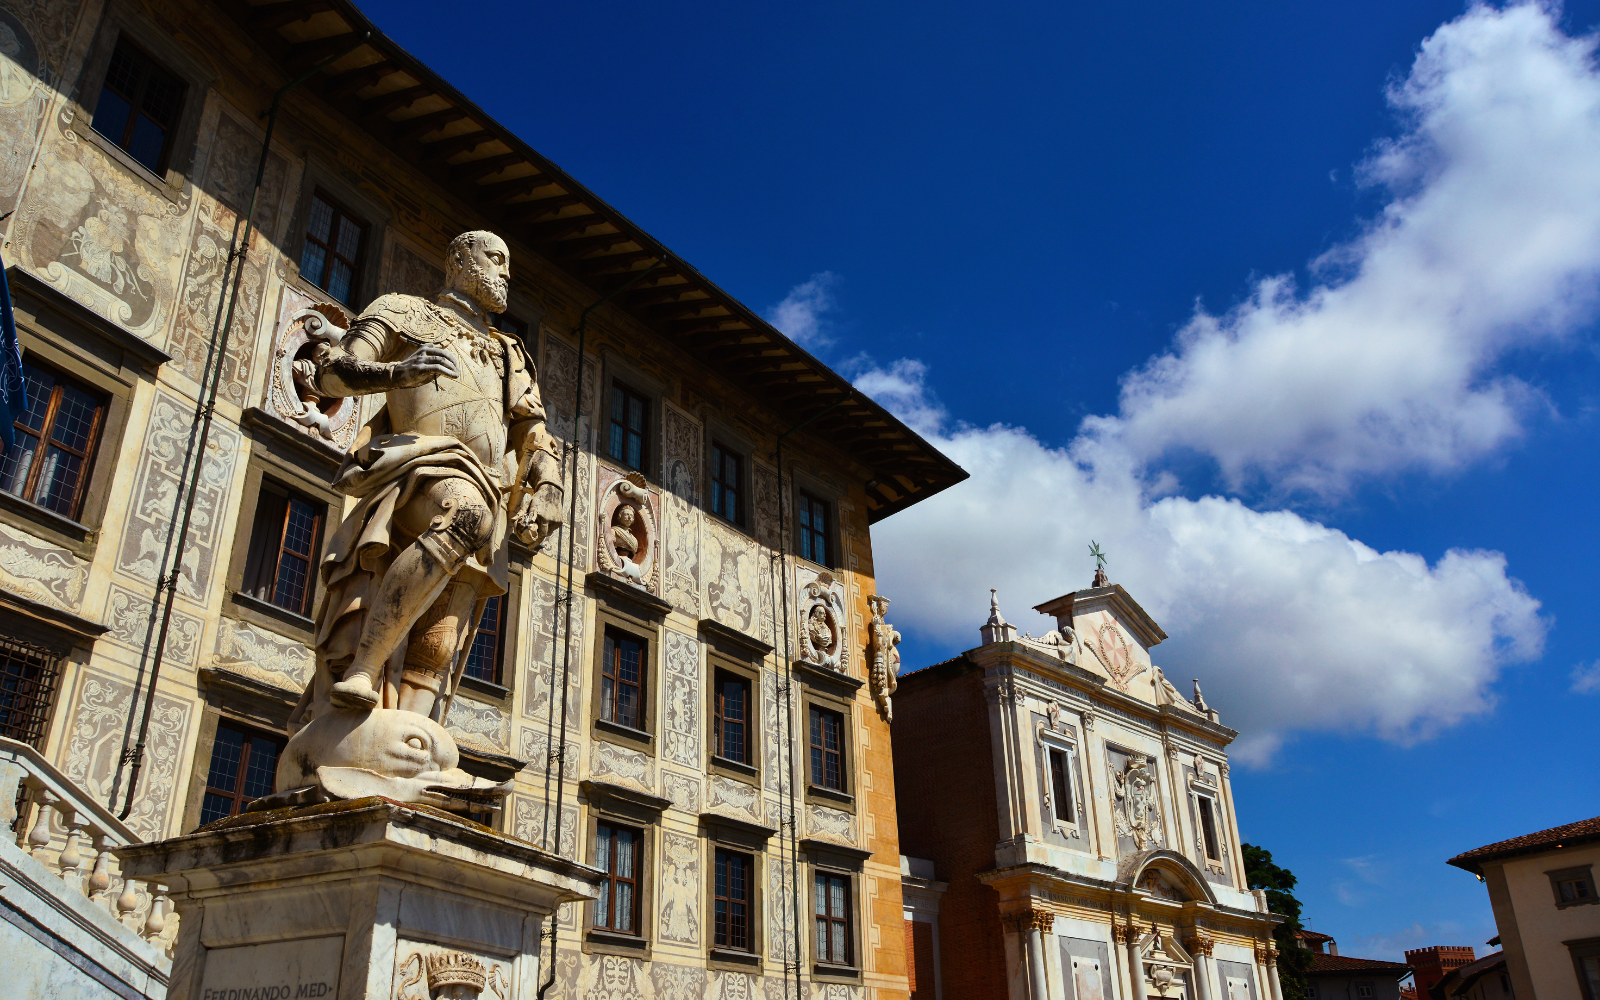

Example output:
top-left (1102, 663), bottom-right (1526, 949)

top-left (116, 797), bottom-right (598, 1000)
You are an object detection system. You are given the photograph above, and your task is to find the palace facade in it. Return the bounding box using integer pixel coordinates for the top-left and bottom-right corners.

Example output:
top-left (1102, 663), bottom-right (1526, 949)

top-left (894, 581), bottom-right (1285, 1000)
top-left (0, 0), bottom-right (965, 997)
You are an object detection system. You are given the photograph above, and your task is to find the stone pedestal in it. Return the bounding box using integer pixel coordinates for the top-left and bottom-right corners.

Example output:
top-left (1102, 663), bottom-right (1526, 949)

top-left (115, 797), bottom-right (600, 1000)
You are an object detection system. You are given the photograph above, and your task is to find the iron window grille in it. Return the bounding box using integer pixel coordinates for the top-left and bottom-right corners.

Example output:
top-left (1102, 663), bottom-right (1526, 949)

top-left (809, 706), bottom-right (845, 792)
top-left (594, 821), bottom-right (641, 934)
top-left (0, 635), bottom-right (64, 749)
top-left (814, 871), bottom-right (852, 966)
top-left (713, 669), bottom-right (750, 765)
top-left (607, 382), bottom-right (648, 472)
top-left (242, 481), bottom-right (324, 618)
top-left (198, 722), bottom-right (284, 825)
top-left (90, 38), bottom-right (184, 175)
top-left (600, 630), bottom-right (645, 730)
top-left (711, 442), bottom-right (743, 524)
top-left (714, 848), bottom-right (753, 951)
top-left (300, 191), bottom-right (368, 306)
top-left (0, 360), bottom-right (107, 521)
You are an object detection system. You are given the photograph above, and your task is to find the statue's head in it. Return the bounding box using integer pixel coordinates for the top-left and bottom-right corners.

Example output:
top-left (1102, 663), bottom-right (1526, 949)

top-left (445, 230), bottom-right (510, 314)
top-left (616, 504), bottom-right (636, 528)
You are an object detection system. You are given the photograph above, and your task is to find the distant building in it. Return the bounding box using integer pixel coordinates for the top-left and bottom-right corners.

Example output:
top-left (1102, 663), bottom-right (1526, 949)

top-left (1426, 953), bottom-right (1513, 1000)
top-left (1448, 814), bottom-right (1600, 999)
top-left (892, 579), bottom-right (1285, 1000)
top-left (1294, 930), bottom-right (1409, 1000)
top-left (1407, 947), bottom-right (1477, 999)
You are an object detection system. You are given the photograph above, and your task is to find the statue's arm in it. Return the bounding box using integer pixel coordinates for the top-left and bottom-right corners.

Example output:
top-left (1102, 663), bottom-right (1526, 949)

top-left (506, 354), bottom-right (565, 549)
top-left (313, 319), bottom-right (459, 397)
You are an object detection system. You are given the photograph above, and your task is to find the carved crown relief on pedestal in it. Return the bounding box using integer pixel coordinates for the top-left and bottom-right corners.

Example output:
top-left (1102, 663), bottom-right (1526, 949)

top-left (595, 469), bottom-right (659, 593)
top-left (797, 570), bottom-right (846, 672)
top-left (264, 289), bottom-right (362, 451)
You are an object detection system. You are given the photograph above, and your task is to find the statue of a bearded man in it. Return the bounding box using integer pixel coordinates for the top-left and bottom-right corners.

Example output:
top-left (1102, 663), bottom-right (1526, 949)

top-left (288, 231), bottom-right (563, 732)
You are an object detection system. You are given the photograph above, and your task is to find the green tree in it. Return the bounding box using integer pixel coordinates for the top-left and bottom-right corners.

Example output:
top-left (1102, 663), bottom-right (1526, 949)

top-left (1242, 843), bottom-right (1314, 998)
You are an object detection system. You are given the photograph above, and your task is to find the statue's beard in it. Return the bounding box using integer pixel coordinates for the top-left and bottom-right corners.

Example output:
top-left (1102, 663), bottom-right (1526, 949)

top-left (458, 262), bottom-right (508, 314)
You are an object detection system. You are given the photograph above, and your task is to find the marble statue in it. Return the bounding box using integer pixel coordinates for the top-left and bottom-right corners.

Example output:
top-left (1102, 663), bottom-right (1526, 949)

top-left (273, 231), bottom-right (562, 810)
top-left (867, 594), bottom-right (901, 722)
top-left (798, 571), bottom-right (845, 671)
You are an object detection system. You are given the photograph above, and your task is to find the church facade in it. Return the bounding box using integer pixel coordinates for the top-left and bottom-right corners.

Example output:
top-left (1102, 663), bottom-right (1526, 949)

top-left (0, 0), bottom-right (965, 997)
top-left (893, 580), bottom-right (1285, 1000)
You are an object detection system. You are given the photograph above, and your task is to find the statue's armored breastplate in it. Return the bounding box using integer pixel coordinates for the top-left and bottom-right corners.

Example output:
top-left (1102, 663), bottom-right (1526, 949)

top-left (373, 296), bottom-right (510, 472)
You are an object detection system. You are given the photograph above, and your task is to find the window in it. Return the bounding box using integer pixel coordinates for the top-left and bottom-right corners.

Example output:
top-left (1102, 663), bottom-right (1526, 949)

top-left (798, 491), bottom-right (831, 565)
top-left (711, 442), bottom-right (743, 524)
top-left (90, 38), bottom-right (185, 174)
top-left (608, 382), bottom-right (648, 472)
top-left (300, 191), bottom-right (367, 306)
top-left (600, 630), bottom-right (645, 730)
top-left (1574, 939), bottom-right (1600, 1000)
top-left (1550, 866), bottom-right (1598, 908)
top-left (1304, 988), bottom-right (1317, 1000)
top-left (1356, 986), bottom-right (1372, 999)
top-left (464, 594), bottom-right (504, 685)
top-left (810, 706), bottom-right (845, 792)
top-left (198, 722), bottom-right (283, 825)
top-left (1048, 747), bottom-right (1073, 823)
top-left (1196, 795), bottom-right (1221, 861)
top-left (594, 821), bottom-right (641, 934)
top-left (0, 635), bottom-right (64, 749)
top-left (241, 481), bottom-right (324, 617)
top-left (714, 669), bottom-right (750, 765)
top-left (814, 871), bottom-right (852, 966)
top-left (714, 848), bottom-right (753, 951)
top-left (1, 361), bottom-right (107, 520)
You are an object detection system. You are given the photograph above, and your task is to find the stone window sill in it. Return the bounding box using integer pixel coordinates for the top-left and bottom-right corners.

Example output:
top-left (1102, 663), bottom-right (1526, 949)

top-left (807, 784), bottom-right (854, 807)
top-left (594, 718), bottom-right (655, 754)
top-left (0, 488), bottom-right (95, 557)
top-left (813, 963), bottom-right (862, 982)
top-left (710, 755), bottom-right (758, 780)
top-left (76, 122), bottom-right (182, 202)
top-left (228, 591), bottom-right (316, 643)
top-left (707, 947), bottom-right (761, 971)
top-left (585, 927), bottom-right (649, 958)
top-left (459, 674), bottom-right (511, 702)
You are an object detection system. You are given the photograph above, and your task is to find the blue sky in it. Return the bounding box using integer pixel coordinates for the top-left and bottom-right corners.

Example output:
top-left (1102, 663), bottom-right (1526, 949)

top-left (366, 0), bottom-right (1600, 960)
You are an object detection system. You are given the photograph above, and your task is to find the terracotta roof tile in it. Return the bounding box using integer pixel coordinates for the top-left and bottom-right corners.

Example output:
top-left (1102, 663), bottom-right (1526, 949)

top-left (1448, 815), bottom-right (1600, 874)
top-left (1308, 954), bottom-right (1411, 974)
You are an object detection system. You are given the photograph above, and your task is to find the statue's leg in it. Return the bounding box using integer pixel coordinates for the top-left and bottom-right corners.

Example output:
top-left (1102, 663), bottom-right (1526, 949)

top-left (395, 580), bottom-right (479, 717)
top-left (330, 477), bottom-right (495, 709)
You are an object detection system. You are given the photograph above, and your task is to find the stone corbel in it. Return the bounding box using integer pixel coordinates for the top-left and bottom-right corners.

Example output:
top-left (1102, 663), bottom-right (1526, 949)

top-left (1081, 708), bottom-right (1097, 731)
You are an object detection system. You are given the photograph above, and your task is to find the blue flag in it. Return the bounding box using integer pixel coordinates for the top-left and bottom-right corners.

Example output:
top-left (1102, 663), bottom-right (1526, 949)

top-left (0, 256), bottom-right (24, 451)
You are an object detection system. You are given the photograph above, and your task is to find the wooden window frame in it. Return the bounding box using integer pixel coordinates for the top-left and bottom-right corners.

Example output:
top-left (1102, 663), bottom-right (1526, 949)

top-left (809, 704), bottom-right (847, 793)
top-left (710, 441), bottom-right (744, 526)
top-left (607, 380), bottom-right (650, 473)
top-left (1568, 937), bottom-right (1600, 1000)
top-left (599, 627), bottom-right (647, 731)
top-left (299, 189), bottom-right (369, 306)
top-left (88, 36), bottom-right (186, 175)
top-left (589, 606), bottom-right (658, 756)
top-left (593, 819), bottom-right (644, 936)
top-left (197, 720), bottom-right (285, 826)
top-left (814, 869), bottom-right (853, 967)
top-left (1549, 865), bottom-right (1599, 909)
top-left (796, 489), bottom-right (833, 567)
top-left (463, 593), bottom-right (508, 687)
top-left (1, 359), bottom-right (108, 522)
top-left (713, 846), bottom-right (756, 953)
top-left (712, 667), bottom-right (752, 767)
top-left (241, 478), bottom-right (325, 619)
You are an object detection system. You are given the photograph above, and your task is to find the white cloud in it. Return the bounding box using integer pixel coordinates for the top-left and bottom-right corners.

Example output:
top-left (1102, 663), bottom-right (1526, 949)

top-left (765, 271), bottom-right (840, 347)
top-left (1573, 660), bottom-right (1600, 693)
top-left (861, 361), bottom-right (1545, 763)
top-left (1087, 3), bottom-right (1600, 497)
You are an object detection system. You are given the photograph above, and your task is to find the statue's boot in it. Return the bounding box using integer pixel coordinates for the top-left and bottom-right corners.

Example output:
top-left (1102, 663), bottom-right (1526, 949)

top-left (330, 671), bottom-right (381, 709)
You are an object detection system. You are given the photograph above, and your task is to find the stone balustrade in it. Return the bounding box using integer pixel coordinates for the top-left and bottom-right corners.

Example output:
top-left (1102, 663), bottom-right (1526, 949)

top-left (0, 736), bottom-right (176, 960)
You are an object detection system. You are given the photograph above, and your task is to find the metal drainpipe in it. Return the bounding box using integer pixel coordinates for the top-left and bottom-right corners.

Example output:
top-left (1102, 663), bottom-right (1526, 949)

top-left (536, 258), bottom-right (659, 1000)
top-left (773, 391), bottom-right (851, 1000)
top-left (112, 34), bottom-right (370, 820)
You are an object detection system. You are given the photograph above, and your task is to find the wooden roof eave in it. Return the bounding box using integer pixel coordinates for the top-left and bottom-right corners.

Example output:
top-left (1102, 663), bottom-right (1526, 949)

top-left (218, 0), bottom-right (968, 521)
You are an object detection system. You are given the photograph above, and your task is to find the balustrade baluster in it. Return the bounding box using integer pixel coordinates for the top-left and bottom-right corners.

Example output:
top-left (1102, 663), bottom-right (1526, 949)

top-left (144, 886), bottom-right (168, 943)
top-left (27, 787), bottom-right (56, 865)
top-left (57, 808), bottom-right (84, 887)
top-left (117, 878), bottom-right (142, 930)
top-left (87, 829), bottom-right (114, 903)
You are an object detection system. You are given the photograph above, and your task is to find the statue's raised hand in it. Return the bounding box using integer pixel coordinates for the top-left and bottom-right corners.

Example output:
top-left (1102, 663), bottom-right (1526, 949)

top-left (511, 482), bottom-right (564, 550)
top-left (390, 346), bottom-right (459, 387)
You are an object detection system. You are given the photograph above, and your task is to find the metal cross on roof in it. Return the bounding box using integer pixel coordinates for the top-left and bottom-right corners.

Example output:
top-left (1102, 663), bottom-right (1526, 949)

top-left (1088, 541), bottom-right (1106, 572)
